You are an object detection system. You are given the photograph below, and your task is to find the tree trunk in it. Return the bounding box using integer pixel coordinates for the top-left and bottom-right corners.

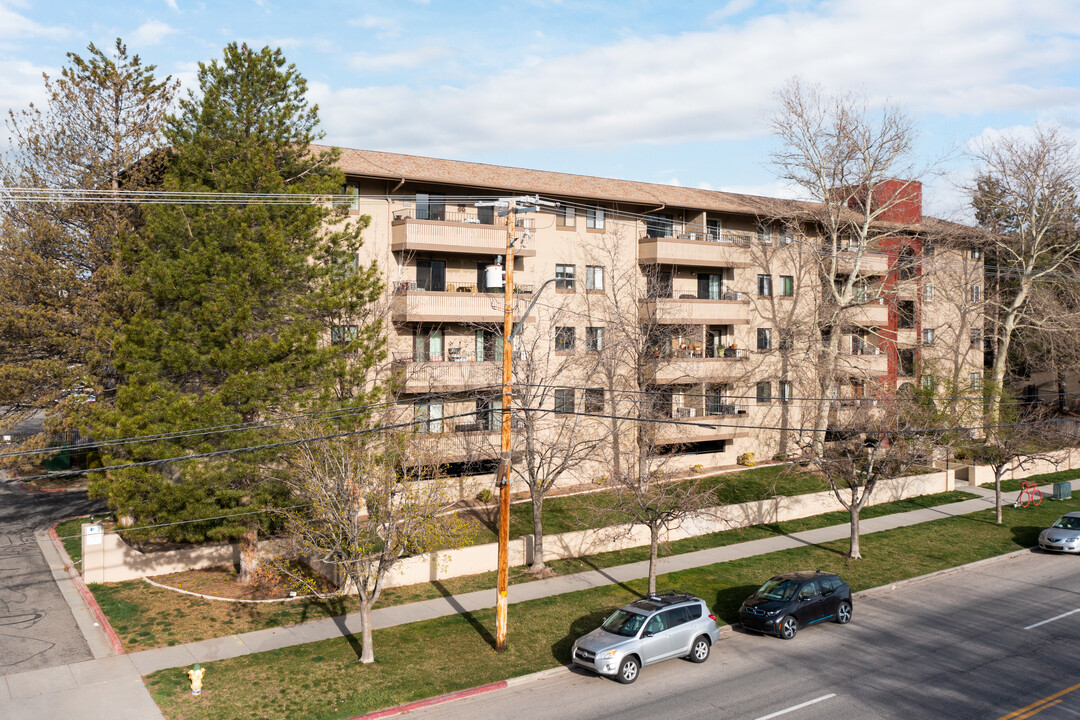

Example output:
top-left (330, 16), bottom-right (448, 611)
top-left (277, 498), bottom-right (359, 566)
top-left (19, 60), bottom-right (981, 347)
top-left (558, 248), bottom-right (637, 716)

top-left (848, 507), bottom-right (862, 560)
top-left (994, 469), bottom-right (1004, 525)
top-left (1057, 372), bottom-right (1068, 413)
top-left (237, 525), bottom-right (259, 585)
top-left (529, 488), bottom-right (546, 573)
top-left (359, 600), bottom-right (375, 664)
top-left (648, 524), bottom-right (659, 595)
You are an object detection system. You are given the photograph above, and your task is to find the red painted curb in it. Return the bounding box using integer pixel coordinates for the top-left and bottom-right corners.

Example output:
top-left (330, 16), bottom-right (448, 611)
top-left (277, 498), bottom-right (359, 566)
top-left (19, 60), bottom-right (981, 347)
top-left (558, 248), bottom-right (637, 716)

top-left (348, 680), bottom-right (509, 720)
top-left (49, 520), bottom-right (125, 655)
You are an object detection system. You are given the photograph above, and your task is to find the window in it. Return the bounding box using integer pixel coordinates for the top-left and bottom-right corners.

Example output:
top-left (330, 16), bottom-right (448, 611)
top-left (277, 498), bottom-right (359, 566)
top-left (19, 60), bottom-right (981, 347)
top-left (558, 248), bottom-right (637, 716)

top-left (648, 270), bottom-right (673, 299)
top-left (971, 332), bottom-right (983, 349)
top-left (331, 325), bottom-right (358, 346)
top-left (583, 388), bottom-right (605, 413)
top-left (475, 328), bottom-right (503, 362)
top-left (555, 263), bottom-right (576, 291)
top-left (414, 327), bottom-right (443, 361)
top-left (475, 397), bottom-right (497, 431)
top-left (586, 265), bottom-right (605, 291)
top-left (924, 283), bottom-right (934, 302)
top-left (331, 252), bottom-right (359, 279)
top-left (922, 375), bottom-right (935, 390)
top-left (339, 182), bottom-right (360, 210)
top-left (414, 400), bottom-right (443, 433)
top-left (971, 284), bottom-right (982, 302)
top-left (586, 207), bottom-right (605, 230)
top-left (554, 388), bottom-right (575, 415)
top-left (897, 300), bottom-right (916, 329)
top-left (756, 381), bottom-right (772, 403)
top-left (779, 329), bottom-right (794, 351)
top-left (780, 381), bottom-right (793, 403)
top-left (646, 212), bottom-right (673, 238)
top-left (897, 246), bottom-right (918, 280)
top-left (757, 224), bottom-right (772, 244)
top-left (558, 206), bottom-right (576, 228)
top-left (416, 192), bottom-right (446, 221)
top-left (757, 327), bottom-right (772, 351)
top-left (555, 326), bottom-right (575, 352)
top-left (757, 274), bottom-right (773, 297)
top-left (970, 372), bottom-right (981, 390)
top-left (705, 385), bottom-right (729, 416)
top-left (698, 273), bottom-right (724, 300)
top-left (416, 259), bottom-right (446, 292)
top-left (922, 328), bottom-right (935, 346)
top-left (899, 349), bottom-right (916, 376)
top-left (971, 247), bottom-right (982, 260)
top-left (586, 326), bottom-right (604, 352)
top-left (706, 217), bottom-right (722, 242)
top-left (781, 276), bottom-right (794, 296)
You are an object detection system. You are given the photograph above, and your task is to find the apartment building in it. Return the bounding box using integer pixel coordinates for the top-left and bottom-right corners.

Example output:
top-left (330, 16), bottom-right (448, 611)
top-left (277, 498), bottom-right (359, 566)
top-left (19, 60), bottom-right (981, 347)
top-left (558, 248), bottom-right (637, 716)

top-left (322, 146), bottom-right (984, 488)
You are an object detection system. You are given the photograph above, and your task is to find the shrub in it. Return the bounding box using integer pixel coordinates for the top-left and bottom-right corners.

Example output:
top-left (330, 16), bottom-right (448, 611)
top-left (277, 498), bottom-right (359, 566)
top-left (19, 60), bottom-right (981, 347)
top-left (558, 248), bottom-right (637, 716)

top-left (738, 452), bottom-right (756, 467)
top-left (772, 453), bottom-right (788, 462)
top-left (690, 464), bottom-right (705, 473)
top-left (476, 488), bottom-right (493, 503)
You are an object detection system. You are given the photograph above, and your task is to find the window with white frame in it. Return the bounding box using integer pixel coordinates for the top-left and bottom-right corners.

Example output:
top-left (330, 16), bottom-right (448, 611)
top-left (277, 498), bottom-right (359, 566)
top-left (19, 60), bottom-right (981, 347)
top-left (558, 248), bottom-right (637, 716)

top-left (922, 328), bottom-right (935, 346)
top-left (756, 381), bottom-right (772, 403)
top-left (971, 284), bottom-right (982, 302)
top-left (331, 325), bottom-right (358, 346)
top-left (780, 381), bottom-right (793, 403)
top-left (555, 264), bottom-right (576, 290)
top-left (970, 372), bottom-right (980, 389)
top-left (924, 283), bottom-right (934, 302)
top-left (758, 274), bottom-right (773, 297)
top-left (586, 265), bottom-right (605, 291)
top-left (757, 327), bottom-right (772, 351)
top-left (971, 247), bottom-right (981, 260)
top-left (558, 206), bottom-right (576, 228)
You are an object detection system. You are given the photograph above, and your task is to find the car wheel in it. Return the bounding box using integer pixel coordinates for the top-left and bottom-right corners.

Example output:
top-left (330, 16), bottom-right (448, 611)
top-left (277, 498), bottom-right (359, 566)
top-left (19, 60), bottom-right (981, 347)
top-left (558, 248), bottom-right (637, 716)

top-left (616, 656), bottom-right (640, 684)
top-left (836, 601), bottom-right (852, 625)
top-left (779, 615), bottom-right (798, 640)
top-left (688, 636), bottom-right (711, 663)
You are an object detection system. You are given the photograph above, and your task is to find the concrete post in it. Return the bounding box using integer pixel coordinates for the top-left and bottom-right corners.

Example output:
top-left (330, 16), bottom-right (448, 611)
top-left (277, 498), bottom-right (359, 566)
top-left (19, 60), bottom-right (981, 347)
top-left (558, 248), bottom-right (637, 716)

top-left (81, 523), bottom-right (105, 584)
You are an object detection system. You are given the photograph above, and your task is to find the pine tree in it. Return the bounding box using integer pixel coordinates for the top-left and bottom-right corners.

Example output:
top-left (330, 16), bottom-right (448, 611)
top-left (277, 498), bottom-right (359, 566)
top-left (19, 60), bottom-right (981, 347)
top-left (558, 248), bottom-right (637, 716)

top-left (86, 44), bottom-right (384, 583)
top-left (0, 40), bottom-right (176, 433)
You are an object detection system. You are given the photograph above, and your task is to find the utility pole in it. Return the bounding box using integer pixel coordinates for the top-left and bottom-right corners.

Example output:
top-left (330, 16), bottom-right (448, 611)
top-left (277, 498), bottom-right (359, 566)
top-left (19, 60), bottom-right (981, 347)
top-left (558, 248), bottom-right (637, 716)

top-left (496, 199), bottom-right (516, 653)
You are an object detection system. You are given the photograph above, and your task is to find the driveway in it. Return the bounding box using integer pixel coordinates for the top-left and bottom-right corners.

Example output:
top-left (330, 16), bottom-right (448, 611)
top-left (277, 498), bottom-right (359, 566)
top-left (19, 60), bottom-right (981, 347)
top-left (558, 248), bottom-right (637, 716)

top-left (0, 482), bottom-right (106, 676)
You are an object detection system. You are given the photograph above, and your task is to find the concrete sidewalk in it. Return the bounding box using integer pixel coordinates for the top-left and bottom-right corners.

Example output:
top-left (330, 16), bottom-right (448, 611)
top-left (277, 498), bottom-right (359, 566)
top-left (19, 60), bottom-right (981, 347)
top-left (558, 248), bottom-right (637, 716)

top-left (0, 482), bottom-right (1034, 719)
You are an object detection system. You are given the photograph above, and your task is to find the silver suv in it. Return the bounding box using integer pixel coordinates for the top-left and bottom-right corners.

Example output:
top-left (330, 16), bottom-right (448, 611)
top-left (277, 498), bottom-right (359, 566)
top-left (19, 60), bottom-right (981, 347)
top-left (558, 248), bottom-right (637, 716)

top-left (571, 591), bottom-right (720, 684)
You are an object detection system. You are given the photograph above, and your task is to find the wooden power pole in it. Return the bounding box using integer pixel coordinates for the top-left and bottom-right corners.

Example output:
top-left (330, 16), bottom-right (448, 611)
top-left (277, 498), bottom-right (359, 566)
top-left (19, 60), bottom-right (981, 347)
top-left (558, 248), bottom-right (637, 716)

top-left (495, 200), bottom-right (516, 653)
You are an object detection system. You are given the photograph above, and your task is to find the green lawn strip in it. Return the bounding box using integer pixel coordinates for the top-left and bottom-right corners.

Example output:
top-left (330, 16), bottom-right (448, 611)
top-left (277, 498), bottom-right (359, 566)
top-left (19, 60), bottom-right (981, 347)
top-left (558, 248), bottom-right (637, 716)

top-left (95, 490), bottom-right (972, 650)
top-left (145, 494), bottom-right (1075, 720)
top-left (464, 465), bottom-right (834, 546)
top-left (980, 468), bottom-right (1080, 495)
top-left (53, 516), bottom-right (89, 568)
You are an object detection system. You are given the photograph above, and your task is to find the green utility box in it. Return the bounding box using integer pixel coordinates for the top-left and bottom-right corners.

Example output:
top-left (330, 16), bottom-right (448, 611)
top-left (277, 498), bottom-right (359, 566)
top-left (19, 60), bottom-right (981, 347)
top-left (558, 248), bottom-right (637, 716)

top-left (1053, 482), bottom-right (1072, 500)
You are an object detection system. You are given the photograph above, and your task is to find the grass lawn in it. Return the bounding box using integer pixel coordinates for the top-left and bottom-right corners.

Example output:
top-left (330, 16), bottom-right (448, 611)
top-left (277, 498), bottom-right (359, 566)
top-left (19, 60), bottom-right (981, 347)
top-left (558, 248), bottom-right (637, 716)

top-left (54, 516), bottom-right (93, 568)
top-left (96, 489), bottom-right (973, 651)
top-left (980, 468), bottom-right (1080, 495)
top-left (144, 489), bottom-right (1079, 720)
top-left (462, 464), bottom-right (831, 545)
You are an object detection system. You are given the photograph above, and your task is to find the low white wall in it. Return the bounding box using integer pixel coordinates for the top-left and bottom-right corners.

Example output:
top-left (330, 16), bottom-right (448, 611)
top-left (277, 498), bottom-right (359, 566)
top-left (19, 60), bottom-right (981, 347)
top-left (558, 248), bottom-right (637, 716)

top-left (91, 462), bottom-right (1069, 589)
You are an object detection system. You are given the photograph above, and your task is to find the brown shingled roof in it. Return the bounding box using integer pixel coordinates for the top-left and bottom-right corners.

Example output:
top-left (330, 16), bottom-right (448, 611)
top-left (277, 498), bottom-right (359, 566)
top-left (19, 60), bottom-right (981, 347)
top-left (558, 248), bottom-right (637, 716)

top-left (317, 144), bottom-right (806, 216)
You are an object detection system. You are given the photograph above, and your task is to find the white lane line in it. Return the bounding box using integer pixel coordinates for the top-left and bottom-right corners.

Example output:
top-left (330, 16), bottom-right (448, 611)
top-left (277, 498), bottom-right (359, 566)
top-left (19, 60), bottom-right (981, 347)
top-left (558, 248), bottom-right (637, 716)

top-left (754, 693), bottom-right (837, 720)
top-left (1025, 608), bottom-right (1080, 630)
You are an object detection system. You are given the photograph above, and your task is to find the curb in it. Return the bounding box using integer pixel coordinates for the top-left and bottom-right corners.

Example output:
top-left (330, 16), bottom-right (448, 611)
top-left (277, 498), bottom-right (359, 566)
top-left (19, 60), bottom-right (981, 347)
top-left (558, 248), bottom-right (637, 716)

top-left (348, 546), bottom-right (1036, 719)
top-left (347, 680), bottom-right (509, 719)
top-left (48, 519), bottom-right (126, 655)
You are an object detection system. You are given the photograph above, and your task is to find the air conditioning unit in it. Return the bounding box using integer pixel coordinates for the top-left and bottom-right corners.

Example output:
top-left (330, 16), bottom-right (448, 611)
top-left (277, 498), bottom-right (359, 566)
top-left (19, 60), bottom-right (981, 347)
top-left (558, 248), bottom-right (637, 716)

top-left (675, 407), bottom-right (696, 419)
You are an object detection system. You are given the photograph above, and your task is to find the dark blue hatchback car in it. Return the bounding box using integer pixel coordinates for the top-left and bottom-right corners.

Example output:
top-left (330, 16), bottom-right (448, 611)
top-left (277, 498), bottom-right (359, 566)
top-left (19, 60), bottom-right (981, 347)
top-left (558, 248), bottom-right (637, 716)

top-left (738, 571), bottom-right (852, 640)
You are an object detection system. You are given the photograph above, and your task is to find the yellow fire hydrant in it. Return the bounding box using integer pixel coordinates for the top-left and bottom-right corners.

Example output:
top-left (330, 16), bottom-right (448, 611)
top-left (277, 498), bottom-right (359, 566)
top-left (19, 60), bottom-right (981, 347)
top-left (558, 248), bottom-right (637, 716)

top-left (187, 664), bottom-right (205, 697)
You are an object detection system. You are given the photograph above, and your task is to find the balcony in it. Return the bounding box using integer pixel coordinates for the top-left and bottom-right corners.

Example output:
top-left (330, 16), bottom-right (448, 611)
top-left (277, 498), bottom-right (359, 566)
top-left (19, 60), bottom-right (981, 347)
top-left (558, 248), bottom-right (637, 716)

top-left (391, 282), bottom-right (535, 323)
top-left (639, 230), bottom-right (754, 268)
top-left (640, 292), bottom-right (751, 325)
top-left (846, 298), bottom-right (889, 326)
top-left (391, 208), bottom-right (536, 257)
top-left (829, 247), bottom-right (890, 275)
top-left (647, 349), bottom-right (749, 385)
top-left (653, 406), bottom-right (748, 445)
top-left (844, 345), bottom-right (888, 376)
top-left (392, 351), bottom-right (502, 393)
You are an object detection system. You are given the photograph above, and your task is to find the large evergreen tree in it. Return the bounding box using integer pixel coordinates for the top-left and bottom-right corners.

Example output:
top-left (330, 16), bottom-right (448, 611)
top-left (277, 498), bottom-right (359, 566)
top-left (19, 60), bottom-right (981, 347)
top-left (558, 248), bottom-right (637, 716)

top-left (86, 44), bottom-right (384, 582)
top-left (0, 40), bottom-right (176, 431)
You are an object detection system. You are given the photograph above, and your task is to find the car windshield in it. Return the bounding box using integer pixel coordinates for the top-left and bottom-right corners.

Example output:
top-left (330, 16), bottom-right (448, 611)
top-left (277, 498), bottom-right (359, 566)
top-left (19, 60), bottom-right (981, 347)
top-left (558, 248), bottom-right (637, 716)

top-left (1052, 516), bottom-right (1080, 531)
top-left (602, 609), bottom-right (647, 637)
top-left (755, 578), bottom-right (800, 601)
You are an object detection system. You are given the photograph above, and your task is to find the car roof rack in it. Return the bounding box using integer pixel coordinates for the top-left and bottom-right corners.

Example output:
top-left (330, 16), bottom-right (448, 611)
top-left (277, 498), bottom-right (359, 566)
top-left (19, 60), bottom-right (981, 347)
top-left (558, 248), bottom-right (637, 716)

top-left (636, 591), bottom-right (697, 607)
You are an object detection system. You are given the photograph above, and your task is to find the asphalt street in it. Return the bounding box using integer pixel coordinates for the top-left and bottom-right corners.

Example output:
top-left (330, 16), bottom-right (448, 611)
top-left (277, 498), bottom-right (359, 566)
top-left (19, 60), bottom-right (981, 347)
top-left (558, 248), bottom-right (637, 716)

top-left (404, 550), bottom-right (1080, 720)
top-left (0, 483), bottom-right (106, 676)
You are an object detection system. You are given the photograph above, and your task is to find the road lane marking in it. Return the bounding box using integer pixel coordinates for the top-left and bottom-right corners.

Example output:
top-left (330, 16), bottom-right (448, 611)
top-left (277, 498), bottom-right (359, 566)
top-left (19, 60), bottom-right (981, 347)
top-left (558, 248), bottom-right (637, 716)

top-left (997, 680), bottom-right (1080, 720)
top-left (754, 694), bottom-right (836, 720)
top-left (1013, 699), bottom-right (1062, 720)
top-left (1024, 608), bottom-right (1080, 630)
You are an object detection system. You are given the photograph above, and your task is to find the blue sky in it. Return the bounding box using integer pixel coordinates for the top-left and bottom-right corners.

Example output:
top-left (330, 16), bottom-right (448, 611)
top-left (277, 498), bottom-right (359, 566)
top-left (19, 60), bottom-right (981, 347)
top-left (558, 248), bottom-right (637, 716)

top-left (2, 0), bottom-right (1080, 218)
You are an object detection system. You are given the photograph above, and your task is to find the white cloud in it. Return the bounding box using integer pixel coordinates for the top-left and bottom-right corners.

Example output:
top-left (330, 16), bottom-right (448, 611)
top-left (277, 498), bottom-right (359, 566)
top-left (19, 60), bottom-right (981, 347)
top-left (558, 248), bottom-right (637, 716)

top-left (0, 59), bottom-right (52, 153)
top-left (707, 0), bottom-right (756, 23)
top-left (130, 20), bottom-right (179, 47)
top-left (314, 0), bottom-right (1080, 158)
top-left (164, 0), bottom-right (178, 10)
top-left (348, 15), bottom-right (399, 37)
top-left (0, 2), bottom-right (68, 42)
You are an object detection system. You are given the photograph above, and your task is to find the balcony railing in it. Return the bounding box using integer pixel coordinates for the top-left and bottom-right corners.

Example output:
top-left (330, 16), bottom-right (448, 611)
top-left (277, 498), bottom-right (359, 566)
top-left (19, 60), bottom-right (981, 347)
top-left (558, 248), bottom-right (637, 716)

top-left (654, 347), bottom-right (748, 360)
top-left (393, 350), bottom-right (500, 364)
top-left (849, 345), bottom-right (882, 356)
top-left (392, 281), bottom-right (534, 295)
top-left (651, 290), bottom-right (747, 302)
